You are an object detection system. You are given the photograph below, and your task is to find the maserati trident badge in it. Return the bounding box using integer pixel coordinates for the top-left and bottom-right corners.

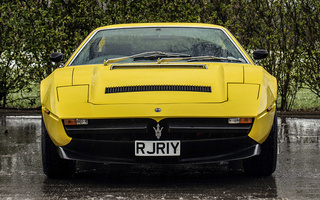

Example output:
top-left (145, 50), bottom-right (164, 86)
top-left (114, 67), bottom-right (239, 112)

top-left (153, 123), bottom-right (163, 139)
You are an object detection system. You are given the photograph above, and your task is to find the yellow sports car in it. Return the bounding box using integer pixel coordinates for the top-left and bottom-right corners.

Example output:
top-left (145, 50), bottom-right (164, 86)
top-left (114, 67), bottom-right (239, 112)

top-left (41, 23), bottom-right (277, 178)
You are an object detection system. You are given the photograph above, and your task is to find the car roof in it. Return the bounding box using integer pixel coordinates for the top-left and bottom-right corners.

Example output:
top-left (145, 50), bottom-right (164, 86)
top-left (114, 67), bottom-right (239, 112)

top-left (94, 23), bottom-right (226, 31)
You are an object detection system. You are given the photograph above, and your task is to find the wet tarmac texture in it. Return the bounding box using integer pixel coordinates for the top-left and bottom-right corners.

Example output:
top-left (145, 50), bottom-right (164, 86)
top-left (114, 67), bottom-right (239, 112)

top-left (0, 115), bottom-right (319, 199)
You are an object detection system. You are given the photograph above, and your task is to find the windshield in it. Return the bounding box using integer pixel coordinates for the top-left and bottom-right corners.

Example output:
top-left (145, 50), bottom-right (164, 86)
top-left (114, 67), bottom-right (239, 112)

top-left (69, 27), bottom-right (248, 66)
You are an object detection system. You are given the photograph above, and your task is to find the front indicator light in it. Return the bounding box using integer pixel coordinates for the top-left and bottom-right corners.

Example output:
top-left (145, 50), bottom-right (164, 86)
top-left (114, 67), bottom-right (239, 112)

top-left (228, 118), bottom-right (252, 124)
top-left (267, 106), bottom-right (273, 112)
top-left (64, 119), bottom-right (88, 126)
top-left (44, 109), bottom-right (50, 115)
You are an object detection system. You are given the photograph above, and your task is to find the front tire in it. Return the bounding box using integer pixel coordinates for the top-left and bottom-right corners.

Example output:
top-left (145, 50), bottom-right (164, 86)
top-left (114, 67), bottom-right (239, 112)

top-left (41, 117), bottom-right (75, 179)
top-left (243, 111), bottom-right (278, 176)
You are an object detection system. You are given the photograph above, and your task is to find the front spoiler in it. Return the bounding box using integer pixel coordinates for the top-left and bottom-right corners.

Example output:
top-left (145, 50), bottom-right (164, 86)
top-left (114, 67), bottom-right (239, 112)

top-left (57, 136), bottom-right (260, 164)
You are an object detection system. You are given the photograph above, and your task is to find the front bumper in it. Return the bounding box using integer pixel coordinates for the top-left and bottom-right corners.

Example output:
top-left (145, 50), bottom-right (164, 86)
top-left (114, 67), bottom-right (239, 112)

top-left (58, 136), bottom-right (260, 164)
top-left (57, 117), bottom-right (260, 164)
top-left (42, 102), bottom-right (275, 164)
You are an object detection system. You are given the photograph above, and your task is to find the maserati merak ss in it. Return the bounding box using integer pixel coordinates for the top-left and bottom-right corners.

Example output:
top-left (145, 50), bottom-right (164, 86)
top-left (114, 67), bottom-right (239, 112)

top-left (41, 23), bottom-right (277, 178)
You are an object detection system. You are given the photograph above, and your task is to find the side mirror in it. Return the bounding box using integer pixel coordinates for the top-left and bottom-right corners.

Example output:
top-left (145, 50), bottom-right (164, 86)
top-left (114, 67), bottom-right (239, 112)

top-left (253, 49), bottom-right (268, 60)
top-left (50, 52), bottom-right (64, 62)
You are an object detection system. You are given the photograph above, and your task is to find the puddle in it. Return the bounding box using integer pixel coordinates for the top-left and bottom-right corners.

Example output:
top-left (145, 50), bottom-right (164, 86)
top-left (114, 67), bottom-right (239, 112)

top-left (0, 116), bottom-right (42, 176)
top-left (278, 117), bottom-right (320, 143)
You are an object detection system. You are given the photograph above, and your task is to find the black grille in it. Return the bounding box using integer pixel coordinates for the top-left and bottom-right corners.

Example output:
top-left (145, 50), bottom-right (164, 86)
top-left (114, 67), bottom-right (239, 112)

top-left (64, 118), bottom-right (253, 141)
top-left (105, 85), bottom-right (211, 94)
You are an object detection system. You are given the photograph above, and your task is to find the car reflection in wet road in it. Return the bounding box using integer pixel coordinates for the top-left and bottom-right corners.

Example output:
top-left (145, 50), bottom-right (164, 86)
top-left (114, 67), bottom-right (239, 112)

top-left (0, 114), bottom-right (319, 199)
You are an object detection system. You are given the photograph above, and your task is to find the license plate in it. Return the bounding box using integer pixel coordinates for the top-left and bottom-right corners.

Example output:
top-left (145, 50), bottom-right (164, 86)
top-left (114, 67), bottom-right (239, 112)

top-left (135, 140), bottom-right (180, 156)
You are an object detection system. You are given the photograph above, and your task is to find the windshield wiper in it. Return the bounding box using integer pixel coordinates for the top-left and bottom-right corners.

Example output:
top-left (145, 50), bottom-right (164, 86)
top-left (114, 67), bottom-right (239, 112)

top-left (157, 56), bottom-right (244, 63)
top-left (134, 52), bottom-right (191, 61)
top-left (186, 56), bottom-right (243, 62)
top-left (104, 51), bottom-right (191, 65)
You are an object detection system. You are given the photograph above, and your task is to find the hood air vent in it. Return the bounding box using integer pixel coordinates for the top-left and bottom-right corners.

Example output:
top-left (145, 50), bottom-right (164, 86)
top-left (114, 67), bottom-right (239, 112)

top-left (105, 85), bottom-right (211, 94)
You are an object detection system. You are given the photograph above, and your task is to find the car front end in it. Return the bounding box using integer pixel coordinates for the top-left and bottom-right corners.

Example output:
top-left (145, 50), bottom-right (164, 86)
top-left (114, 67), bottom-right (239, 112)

top-left (41, 23), bottom-right (277, 178)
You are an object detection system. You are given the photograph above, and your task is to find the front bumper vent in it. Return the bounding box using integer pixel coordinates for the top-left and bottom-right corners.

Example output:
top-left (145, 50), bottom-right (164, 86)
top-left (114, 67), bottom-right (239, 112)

top-left (105, 85), bottom-right (211, 94)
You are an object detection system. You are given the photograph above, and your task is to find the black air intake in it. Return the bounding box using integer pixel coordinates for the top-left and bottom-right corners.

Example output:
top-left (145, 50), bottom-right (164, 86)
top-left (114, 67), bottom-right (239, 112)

top-left (105, 85), bottom-right (211, 94)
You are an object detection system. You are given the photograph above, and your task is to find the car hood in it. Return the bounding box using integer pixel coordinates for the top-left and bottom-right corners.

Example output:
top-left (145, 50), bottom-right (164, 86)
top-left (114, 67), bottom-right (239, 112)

top-left (42, 61), bottom-right (277, 121)
top-left (81, 63), bottom-right (238, 105)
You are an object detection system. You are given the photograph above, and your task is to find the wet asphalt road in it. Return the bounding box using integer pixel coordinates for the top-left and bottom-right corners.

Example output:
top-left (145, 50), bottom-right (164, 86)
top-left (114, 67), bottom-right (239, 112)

top-left (0, 114), bottom-right (319, 200)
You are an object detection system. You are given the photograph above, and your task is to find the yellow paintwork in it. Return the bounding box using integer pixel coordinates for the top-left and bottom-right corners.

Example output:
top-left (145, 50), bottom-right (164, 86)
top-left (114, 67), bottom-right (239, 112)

top-left (41, 23), bottom-right (277, 147)
top-left (57, 85), bottom-right (89, 103)
top-left (41, 107), bottom-right (71, 146)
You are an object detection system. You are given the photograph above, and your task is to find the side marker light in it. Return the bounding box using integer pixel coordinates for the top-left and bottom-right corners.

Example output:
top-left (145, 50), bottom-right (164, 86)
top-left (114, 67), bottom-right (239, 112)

top-left (44, 109), bottom-right (50, 115)
top-left (267, 106), bottom-right (273, 112)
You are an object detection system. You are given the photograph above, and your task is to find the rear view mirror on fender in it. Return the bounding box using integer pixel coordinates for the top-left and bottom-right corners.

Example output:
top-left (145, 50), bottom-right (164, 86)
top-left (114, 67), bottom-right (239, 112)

top-left (50, 52), bottom-right (64, 63)
top-left (253, 49), bottom-right (268, 60)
